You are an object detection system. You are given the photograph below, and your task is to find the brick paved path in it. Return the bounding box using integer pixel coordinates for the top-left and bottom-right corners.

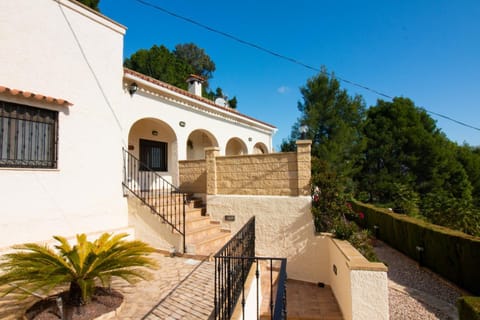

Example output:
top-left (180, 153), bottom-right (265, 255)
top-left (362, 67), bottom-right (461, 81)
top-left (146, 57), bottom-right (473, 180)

top-left (114, 253), bottom-right (215, 320)
top-left (141, 259), bottom-right (215, 320)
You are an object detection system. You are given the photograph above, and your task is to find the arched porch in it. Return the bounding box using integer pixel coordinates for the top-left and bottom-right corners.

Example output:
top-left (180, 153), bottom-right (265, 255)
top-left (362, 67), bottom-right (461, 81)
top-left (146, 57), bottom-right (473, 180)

top-left (127, 118), bottom-right (178, 187)
top-left (225, 137), bottom-right (248, 156)
top-left (186, 129), bottom-right (218, 160)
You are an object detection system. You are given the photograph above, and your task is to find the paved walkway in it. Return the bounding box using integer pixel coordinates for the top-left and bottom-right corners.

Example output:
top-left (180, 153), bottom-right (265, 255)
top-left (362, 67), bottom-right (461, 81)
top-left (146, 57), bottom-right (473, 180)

top-left (114, 253), bottom-right (214, 320)
top-left (374, 241), bottom-right (465, 320)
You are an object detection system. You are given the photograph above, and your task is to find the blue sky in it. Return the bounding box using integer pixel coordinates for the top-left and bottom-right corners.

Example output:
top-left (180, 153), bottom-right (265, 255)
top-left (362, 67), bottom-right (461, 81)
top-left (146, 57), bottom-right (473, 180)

top-left (100, 0), bottom-right (480, 149)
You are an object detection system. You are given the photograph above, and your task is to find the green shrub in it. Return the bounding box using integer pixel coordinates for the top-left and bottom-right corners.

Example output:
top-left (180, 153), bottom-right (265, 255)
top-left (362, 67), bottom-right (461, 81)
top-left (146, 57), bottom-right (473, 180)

top-left (311, 158), bottom-right (378, 261)
top-left (392, 182), bottom-right (420, 216)
top-left (351, 201), bottom-right (480, 295)
top-left (457, 296), bottom-right (480, 320)
top-left (332, 218), bottom-right (357, 240)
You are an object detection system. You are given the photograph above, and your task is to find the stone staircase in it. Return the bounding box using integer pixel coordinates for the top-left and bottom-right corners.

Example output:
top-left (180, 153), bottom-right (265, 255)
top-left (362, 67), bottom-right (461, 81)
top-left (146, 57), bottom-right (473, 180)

top-left (139, 192), bottom-right (231, 256)
top-left (183, 196), bottom-right (231, 256)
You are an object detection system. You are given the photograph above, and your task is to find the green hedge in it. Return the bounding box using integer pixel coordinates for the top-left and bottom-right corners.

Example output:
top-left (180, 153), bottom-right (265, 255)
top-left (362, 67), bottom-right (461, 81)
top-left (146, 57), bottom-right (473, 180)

top-left (351, 201), bottom-right (480, 295)
top-left (457, 297), bottom-right (480, 320)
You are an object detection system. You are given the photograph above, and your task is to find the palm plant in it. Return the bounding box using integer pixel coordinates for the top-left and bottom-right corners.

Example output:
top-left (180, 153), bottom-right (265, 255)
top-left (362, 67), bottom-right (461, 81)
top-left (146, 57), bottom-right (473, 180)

top-left (0, 233), bottom-right (157, 306)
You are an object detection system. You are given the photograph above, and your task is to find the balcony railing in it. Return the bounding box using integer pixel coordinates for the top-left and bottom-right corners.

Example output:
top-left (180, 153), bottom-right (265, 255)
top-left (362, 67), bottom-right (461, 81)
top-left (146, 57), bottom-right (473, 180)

top-left (214, 217), bottom-right (287, 319)
top-left (122, 148), bottom-right (186, 252)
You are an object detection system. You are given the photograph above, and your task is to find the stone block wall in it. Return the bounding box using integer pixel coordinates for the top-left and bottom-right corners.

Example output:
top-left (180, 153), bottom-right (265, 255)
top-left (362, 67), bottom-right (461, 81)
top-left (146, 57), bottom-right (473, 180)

top-left (178, 140), bottom-right (311, 196)
top-left (178, 159), bottom-right (207, 194)
top-left (216, 152), bottom-right (298, 195)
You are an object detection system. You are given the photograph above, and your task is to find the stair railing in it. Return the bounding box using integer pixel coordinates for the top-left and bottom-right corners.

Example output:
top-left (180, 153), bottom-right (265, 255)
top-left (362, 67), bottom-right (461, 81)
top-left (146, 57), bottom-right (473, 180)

top-left (122, 148), bottom-right (186, 253)
top-left (214, 216), bottom-right (287, 319)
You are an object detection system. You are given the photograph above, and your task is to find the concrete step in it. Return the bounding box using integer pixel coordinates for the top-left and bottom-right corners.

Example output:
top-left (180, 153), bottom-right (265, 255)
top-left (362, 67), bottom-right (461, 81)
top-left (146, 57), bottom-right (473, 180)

top-left (187, 223), bottom-right (225, 243)
top-left (188, 230), bottom-right (231, 256)
top-left (144, 198), bottom-right (201, 208)
top-left (186, 207), bottom-right (206, 217)
top-left (185, 216), bottom-right (215, 230)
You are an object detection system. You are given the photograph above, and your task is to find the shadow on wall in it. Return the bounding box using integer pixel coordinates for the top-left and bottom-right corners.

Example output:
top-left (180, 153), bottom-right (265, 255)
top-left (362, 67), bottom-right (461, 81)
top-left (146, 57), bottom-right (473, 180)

top-left (282, 210), bottom-right (330, 284)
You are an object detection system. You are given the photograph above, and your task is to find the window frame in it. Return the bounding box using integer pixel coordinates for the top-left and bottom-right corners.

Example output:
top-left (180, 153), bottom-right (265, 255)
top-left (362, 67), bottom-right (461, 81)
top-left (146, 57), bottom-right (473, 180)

top-left (0, 100), bottom-right (59, 169)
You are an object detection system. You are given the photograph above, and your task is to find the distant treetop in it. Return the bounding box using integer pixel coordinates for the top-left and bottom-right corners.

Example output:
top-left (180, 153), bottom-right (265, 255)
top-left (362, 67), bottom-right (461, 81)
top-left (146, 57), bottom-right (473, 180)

top-left (77, 0), bottom-right (100, 11)
top-left (124, 43), bottom-right (238, 109)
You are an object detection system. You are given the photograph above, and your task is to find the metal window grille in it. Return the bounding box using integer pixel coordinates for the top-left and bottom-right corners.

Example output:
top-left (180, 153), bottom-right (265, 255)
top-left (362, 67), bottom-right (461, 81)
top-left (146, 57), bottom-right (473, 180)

top-left (0, 101), bottom-right (58, 168)
top-left (139, 138), bottom-right (168, 171)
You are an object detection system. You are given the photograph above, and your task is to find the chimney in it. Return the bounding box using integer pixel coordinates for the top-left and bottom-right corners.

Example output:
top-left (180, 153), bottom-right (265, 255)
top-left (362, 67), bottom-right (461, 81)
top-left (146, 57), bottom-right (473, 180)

top-left (186, 74), bottom-right (204, 97)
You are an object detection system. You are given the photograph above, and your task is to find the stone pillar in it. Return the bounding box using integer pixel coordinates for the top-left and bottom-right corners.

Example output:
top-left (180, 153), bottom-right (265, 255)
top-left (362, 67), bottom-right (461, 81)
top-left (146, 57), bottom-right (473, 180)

top-left (205, 147), bottom-right (220, 195)
top-left (296, 140), bottom-right (312, 196)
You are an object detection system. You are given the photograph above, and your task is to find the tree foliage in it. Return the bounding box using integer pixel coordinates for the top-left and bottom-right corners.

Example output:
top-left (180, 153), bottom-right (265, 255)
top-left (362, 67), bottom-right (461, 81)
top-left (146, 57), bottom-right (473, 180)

top-left (77, 0), bottom-right (100, 11)
top-left (173, 43), bottom-right (215, 80)
top-left (281, 70), bottom-right (366, 188)
top-left (124, 43), bottom-right (238, 107)
top-left (354, 97), bottom-right (478, 235)
top-left (286, 71), bottom-right (480, 236)
top-left (0, 233), bottom-right (157, 306)
top-left (124, 45), bottom-right (193, 90)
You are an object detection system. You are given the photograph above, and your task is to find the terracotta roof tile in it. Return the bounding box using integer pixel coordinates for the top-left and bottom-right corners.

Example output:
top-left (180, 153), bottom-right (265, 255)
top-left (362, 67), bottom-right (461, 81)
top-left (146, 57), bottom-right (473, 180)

top-left (123, 68), bottom-right (276, 129)
top-left (0, 86), bottom-right (72, 106)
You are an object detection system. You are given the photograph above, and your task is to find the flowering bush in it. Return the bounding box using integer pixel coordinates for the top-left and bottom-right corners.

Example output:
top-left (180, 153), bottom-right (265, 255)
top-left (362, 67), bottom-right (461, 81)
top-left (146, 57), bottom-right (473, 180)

top-left (311, 157), bottom-right (378, 261)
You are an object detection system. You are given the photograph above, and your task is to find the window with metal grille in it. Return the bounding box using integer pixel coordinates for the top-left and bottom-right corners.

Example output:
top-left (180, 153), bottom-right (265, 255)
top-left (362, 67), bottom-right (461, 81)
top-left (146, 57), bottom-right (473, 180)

top-left (139, 138), bottom-right (167, 171)
top-left (0, 101), bottom-right (58, 168)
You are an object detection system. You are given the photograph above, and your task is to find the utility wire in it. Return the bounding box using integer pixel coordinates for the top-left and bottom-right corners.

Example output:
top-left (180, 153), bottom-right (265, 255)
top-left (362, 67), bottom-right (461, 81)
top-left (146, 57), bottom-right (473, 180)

top-left (134, 0), bottom-right (480, 133)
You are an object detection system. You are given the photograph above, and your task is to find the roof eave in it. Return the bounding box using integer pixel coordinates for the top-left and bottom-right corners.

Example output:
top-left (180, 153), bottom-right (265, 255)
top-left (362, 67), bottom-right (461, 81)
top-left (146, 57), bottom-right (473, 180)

top-left (123, 69), bottom-right (277, 134)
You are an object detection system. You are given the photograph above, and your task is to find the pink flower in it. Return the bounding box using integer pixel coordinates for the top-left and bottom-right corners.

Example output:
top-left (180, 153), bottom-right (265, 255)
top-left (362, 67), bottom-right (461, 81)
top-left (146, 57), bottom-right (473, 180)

top-left (313, 194), bottom-right (319, 202)
top-left (358, 212), bottom-right (365, 219)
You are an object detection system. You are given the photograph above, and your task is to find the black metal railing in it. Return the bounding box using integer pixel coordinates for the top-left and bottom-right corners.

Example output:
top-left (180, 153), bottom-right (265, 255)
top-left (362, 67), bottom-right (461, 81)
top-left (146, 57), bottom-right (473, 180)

top-left (122, 148), bottom-right (186, 252)
top-left (214, 217), bottom-right (287, 319)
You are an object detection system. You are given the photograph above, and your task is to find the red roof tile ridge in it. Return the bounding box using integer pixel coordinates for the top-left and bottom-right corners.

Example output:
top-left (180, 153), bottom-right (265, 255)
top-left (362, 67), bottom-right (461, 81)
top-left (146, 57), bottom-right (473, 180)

top-left (0, 85), bottom-right (73, 106)
top-left (123, 68), bottom-right (276, 129)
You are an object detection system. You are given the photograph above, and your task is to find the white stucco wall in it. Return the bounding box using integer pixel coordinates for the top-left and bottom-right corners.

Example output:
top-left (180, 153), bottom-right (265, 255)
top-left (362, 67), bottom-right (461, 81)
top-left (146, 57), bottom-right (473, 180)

top-left (127, 193), bottom-right (182, 251)
top-left (0, 0), bottom-right (276, 249)
top-left (231, 264), bottom-right (261, 320)
top-left (324, 236), bottom-right (389, 320)
top-left (350, 270), bottom-right (389, 320)
top-left (206, 195), bottom-right (327, 283)
top-left (0, 0), bottom-right (128, 247)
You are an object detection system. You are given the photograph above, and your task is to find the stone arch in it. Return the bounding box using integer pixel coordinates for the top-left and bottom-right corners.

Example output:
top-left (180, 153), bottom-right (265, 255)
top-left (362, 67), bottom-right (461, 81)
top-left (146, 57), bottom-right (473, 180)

top-left (186, 129), bottom-right (218, 160)
top-left (225, 138), bottom-right (248, 156)
top-left (253, 142), bottom-right (269, 154)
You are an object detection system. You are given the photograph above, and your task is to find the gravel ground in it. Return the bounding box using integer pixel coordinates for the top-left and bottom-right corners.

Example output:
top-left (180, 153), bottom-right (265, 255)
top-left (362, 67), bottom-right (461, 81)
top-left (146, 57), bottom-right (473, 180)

top-left (373, 240), bottom-right (465, 320)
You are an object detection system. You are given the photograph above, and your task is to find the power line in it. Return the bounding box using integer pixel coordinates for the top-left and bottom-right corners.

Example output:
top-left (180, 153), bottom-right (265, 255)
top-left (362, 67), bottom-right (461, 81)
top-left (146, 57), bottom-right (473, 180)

top-left (133, 0), bottom-right (480, 133)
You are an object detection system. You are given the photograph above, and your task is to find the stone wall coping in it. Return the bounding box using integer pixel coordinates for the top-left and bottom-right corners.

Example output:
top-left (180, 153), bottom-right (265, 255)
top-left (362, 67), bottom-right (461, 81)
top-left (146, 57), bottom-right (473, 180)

top-left (210, 194), bottom-right (312, 199)
top-left (178, 159), bottom-right (206, 164)
top-left (326, 234), bottom-right (388, 272)
top-left (215, 152), bottom-right (295, 160)
top-left (296, 139), bottom-right (312, 145)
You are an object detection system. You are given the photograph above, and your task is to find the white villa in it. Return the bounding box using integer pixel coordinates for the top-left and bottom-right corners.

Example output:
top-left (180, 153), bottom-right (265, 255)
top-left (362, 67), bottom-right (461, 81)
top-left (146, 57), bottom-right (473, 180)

top-left (0, 1), bottom-right (389, 319)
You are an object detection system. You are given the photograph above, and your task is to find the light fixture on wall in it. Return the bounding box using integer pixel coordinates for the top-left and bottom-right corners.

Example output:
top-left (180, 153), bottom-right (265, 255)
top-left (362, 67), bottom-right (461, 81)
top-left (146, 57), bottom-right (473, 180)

top-left (152, 130), bottom-right (158, 136)
top-left (299, 125), bottom-right (309, 139)
top-left (248, 137), bottom-right (252, 142)
top-left (179, 121), bottom-right (186, 127)
top-left (128, 82), bottom-right (138, 95)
